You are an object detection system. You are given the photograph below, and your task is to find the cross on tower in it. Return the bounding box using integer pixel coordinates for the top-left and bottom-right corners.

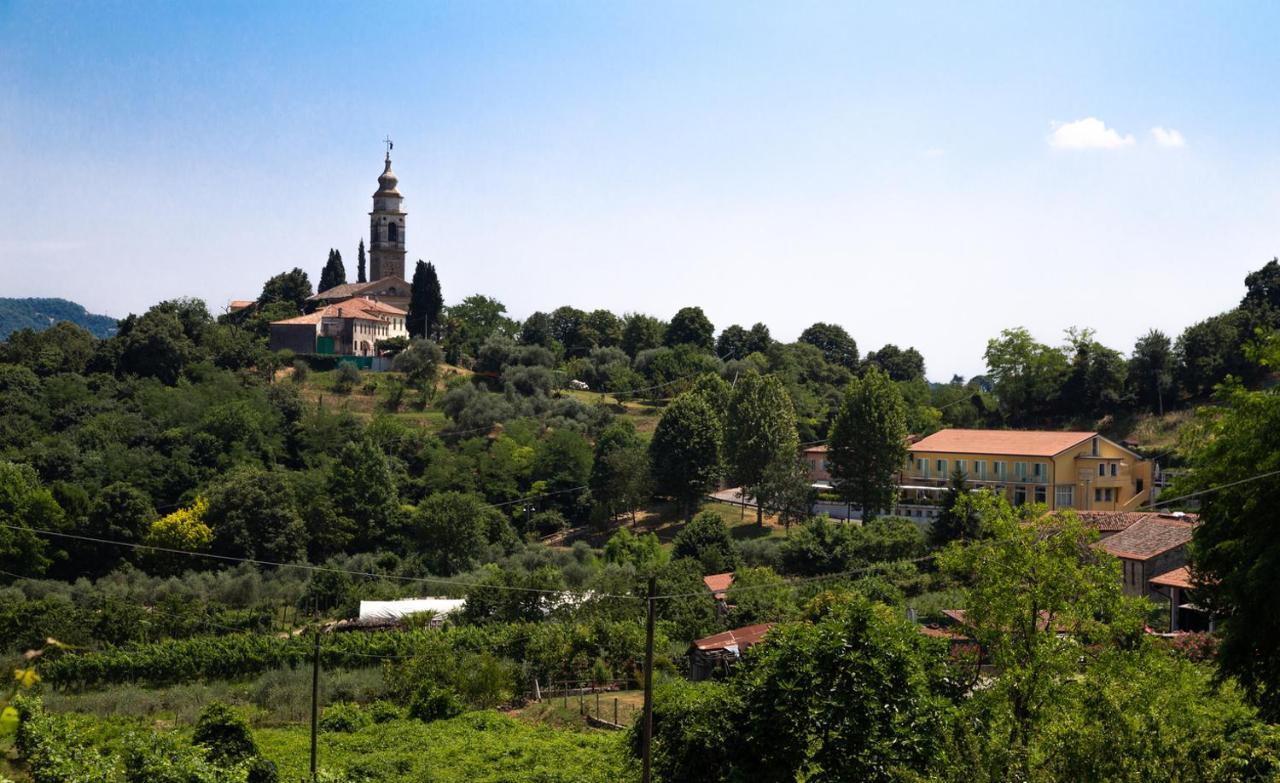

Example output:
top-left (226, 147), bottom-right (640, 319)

top-left (383, 135), bottom-right (393, 156)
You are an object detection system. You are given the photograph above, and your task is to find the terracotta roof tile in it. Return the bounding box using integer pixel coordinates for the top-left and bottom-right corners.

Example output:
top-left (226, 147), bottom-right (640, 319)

top-left (1150, 566), bottom-right (1196, 590)
top-left (692, 623), bottom-right (773, 652)
top-left (1077, 510), bottom-right (1198, 534)
top-left (703, 572), bottom-right (734, 600)
top-left (1093, 515), bottom-right (1195, 560)
top-left (909, 429), bottom-right (1097, 457)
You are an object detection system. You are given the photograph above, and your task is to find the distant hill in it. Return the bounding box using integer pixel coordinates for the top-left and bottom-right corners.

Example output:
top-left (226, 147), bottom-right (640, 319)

top-left (0, 297), bottom-right (118, 339)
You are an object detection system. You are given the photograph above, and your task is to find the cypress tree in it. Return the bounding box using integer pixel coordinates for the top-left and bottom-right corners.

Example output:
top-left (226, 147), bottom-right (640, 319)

top-left (423, 261), bottom-right (444, 340)
top-left (318, 249), bottom-right (347, 293)
top-left (356, 239), bottom-right (367, 283)
top-left (408, 260), bottom-right (429, 339)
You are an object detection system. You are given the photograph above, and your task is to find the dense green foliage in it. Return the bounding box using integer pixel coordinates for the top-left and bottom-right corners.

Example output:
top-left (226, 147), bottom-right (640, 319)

top-left (1181, 368), bottom-right (1280, 720)
top-left (40, 620), bottom-right (668, 691)
top-left (828, 367), bottom-right (908, 517)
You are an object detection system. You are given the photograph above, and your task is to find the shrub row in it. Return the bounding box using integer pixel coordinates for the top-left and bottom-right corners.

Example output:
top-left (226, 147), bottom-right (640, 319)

top-left (41, 620), bottom-right (665, 691)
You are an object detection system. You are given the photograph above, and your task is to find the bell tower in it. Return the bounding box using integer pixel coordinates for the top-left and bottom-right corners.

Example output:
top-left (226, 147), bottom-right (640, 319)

top-left (369, 139), bottom-right (406, 281)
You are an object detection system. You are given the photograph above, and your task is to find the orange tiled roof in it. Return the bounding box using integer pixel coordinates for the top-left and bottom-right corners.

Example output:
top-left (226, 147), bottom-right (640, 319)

top-left (1093, 515), bottom-right (1195, 561)
top-left (909, 429), bottom-right (1097, 458)
top-left (271, 312), bottom-right (324, 326)
top-left (703, 572), bottom-right (734, 600)
top-left (1149, 566), bottom-right (1196, 590)
top-left (270, 298), bottom-right (404, 327)
top-left (692, 623), bottom-right (773, 652)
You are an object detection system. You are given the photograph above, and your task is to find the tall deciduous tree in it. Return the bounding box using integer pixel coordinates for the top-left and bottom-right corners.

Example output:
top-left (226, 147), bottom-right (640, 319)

top-left (356, 239), bottom-right (367, 283)
top-left (329, 438), bottom-right (398, 551)
top-left (665, 306), bottom-right (715, 352)
top-left (650, 391), bottom-right (723, 521)
top-left (828, 367), bottom-right (907, 519)
top-left (204, 466), bottom-right (308, 562)
top-left (984, 327), bottom-right (1070, 424)
top-left (258, 268), bottom-right (313, 312)
top-left (1129, 328), bottom-right (1176, 414)
top-left (589, 420), bottom-right (651, 526)
top-left (798, 322), bottom-right (859, 369)
top-left (411, 491), bottom-right (505, 575)
top-left (725, 372), bottom-right (801, 525)
top-left (1061, 326), bottom-right (1129, 417)
top-left (862, 343), bottom-right (925, 382)
top-left (621, 313), bottom-right (666, 358)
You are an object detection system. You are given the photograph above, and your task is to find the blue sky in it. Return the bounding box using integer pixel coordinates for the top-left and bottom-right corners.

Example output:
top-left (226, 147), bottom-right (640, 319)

top-left (1, 1), bottom-right (1277, 378)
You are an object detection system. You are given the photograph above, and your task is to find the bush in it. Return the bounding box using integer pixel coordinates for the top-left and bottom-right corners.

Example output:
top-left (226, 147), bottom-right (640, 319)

top-left (319, 701), bottom-right (371, 733)
top-left (334, 364), bottom-right (361, 394)
top-left (192, 701), bottom-right (257, 763)
top-left (291, 359), bottom-right (308, 384)
top-left (247, 756), bottom-right (279, 783)
top-left (528, 509), bottom-right (568, 535)
top-left (408, 684), bottom-right (465, 722)
top-left (366, 699), bottom-right (405, 724)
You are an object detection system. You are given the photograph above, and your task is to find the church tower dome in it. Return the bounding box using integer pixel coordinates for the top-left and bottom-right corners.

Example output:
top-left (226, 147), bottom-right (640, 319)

top-left (369, 143), bottom-right (406, 281)
top-left (375, 155), bottom-right (401, 197)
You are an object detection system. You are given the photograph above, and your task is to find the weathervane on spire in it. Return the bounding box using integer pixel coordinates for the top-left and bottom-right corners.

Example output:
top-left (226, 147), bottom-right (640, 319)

top-left (383, 135), bottom-right (394, 158)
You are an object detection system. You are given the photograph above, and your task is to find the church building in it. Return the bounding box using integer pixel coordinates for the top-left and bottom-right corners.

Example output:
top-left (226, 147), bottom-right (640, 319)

top-left (269, 148), bottom-right (416, 355)
top-left (306, 148), bottom-right (413, 311)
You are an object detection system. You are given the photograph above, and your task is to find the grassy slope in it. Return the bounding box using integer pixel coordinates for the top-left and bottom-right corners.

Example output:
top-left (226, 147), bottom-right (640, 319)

top-left (257, 712), bottom-right (634, 783)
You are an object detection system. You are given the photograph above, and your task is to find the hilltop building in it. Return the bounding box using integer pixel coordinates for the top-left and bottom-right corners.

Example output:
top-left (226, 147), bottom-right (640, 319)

top-left (268, 297), bottom-right (407, 357)
top-left (269, 148), bottom-right (416, 354)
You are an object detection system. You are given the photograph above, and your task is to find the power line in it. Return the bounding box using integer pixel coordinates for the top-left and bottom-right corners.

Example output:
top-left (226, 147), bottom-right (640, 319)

top-left (1141, 468), bottom-right (1280, 510)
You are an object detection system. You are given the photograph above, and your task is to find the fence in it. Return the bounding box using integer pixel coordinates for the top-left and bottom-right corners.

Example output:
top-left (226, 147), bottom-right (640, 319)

top-left (530, 679), bottom-right (641, 730)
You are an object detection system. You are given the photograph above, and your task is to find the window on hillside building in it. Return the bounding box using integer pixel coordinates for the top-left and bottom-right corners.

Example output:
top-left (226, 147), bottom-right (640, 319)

top-left (955, 459), bottom-right (967, 476)
top-left (1014, 487), bottom-right (1027, 505)
top-left (936, 458), bottom-right (947, 475)
top-left (1111, 463), bottom-right (1119, 477)
top-left (1014, 462), bottom-right (1027, 480)
top-left (1035, 486), bottom-right (1046, 504)
top-left (388, 223), bottom-right (399, 242)
top-left (1099, 463), bottom-right (1107, 477)
top-left (1055, 485), bottom-right (1074, 508)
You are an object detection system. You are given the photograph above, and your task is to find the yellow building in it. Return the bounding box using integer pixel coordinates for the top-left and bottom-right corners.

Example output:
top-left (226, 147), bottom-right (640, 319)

top-left (901, 429), bottom-right (1153, 512)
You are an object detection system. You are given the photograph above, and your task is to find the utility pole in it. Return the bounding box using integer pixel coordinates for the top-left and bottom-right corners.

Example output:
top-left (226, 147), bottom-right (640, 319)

top-left (641, 575), bottom-right (656, 783)
top-left (310, 627), bottom-right (320, 782)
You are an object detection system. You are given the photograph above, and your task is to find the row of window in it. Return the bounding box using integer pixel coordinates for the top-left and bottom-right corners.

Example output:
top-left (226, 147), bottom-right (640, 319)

top-left (913, 458), bottom-right (1049, 483)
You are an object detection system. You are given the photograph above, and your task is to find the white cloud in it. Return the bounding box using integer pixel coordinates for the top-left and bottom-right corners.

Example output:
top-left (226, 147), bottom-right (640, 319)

top-left (1151, 126), bottom-right (1186, 148)
top-left (1047, 117), bottom-right (1136, 149)
top-left (921, 147), bottom-right (946, 158)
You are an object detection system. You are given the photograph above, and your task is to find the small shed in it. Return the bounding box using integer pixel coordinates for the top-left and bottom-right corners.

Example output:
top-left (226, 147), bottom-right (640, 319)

top-left (703, 572), bottom-right (734, 602)
top-left (688, 623), bottom-right (773, 681)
